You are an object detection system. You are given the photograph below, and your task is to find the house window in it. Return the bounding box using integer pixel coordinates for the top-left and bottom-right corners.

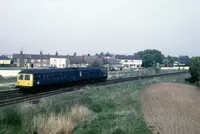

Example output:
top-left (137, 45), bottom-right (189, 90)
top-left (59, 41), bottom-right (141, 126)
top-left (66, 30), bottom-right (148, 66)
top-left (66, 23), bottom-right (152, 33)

top-left (17, 58), bottom-right (20, 62)
top-left (125, 60), bottom-right (128, 62)
top-left (31, 59), bottom-right (34, 62)
top-left (38, 59), bottom-right (41, 62)
top-left (24, 59), bottom-right (27, 62)
top-left (43, 59), bottom-right (47, 62)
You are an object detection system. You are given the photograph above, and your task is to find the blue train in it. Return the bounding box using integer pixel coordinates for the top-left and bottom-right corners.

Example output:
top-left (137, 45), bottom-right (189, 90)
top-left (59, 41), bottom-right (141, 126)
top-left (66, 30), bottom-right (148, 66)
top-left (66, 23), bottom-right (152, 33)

top-left (16, 67), bottom-right (108, 93)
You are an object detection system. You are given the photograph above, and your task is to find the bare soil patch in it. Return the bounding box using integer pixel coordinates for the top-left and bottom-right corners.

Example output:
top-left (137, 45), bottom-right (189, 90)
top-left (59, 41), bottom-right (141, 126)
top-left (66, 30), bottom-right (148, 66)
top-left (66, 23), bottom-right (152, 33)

top-left (141, 83), bottom-right (200, 134)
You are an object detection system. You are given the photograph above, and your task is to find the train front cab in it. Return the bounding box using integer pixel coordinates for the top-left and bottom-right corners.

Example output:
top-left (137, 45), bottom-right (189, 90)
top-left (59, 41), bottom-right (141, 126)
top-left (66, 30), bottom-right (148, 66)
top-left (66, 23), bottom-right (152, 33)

top-left (17, 73), bottom-right (34, 88)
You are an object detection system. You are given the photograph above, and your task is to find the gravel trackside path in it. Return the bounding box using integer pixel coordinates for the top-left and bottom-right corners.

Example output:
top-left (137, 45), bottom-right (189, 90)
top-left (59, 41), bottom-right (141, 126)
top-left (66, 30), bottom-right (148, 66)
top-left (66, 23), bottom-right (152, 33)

top-left (141, 83), bottom-right (200, 134)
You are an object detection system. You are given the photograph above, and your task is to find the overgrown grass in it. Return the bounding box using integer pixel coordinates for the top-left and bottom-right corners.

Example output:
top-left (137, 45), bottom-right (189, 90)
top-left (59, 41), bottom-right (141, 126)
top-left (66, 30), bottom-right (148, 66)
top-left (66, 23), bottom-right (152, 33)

top-left (0, 99), bottom-right (93, 134)
top-left (70, 81), bottom-right (152, 134)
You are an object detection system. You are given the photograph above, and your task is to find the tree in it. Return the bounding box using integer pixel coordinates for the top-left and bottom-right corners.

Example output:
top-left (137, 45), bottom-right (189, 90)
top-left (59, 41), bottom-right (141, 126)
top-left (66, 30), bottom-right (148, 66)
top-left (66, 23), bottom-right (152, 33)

top-left (105, 52), bottom-right (113, 57)
top-left (100, 52), bottom-right (104, 56)
top-left (142, 54), bottom-right (155, 68)
top-left (166, 55), bottom-right (177, 66)
top-left (136, 49), bottom-right (165, 68)
top-left (188, 57), bottom-right (200, 83)
top-left (89, 60), bottom-right (103, 67)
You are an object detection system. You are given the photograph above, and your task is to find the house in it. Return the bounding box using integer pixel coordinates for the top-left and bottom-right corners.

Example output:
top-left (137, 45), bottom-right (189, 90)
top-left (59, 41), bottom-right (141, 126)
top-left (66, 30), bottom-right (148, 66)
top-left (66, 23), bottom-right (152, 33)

top-left (115, 55), bottom-right (142, 69)
top-left (173, 56), bottom-right (189, 66)
top-left (50, 55), bottom-right (68, 68)
top-left (0, 55), bottom-right (11, 67)
top-left (84, 55), bottom-right (100, 65)
top-left (69, 56), bottom-right (87, 67)
top-left (13, 51), bottom-right (51, 68)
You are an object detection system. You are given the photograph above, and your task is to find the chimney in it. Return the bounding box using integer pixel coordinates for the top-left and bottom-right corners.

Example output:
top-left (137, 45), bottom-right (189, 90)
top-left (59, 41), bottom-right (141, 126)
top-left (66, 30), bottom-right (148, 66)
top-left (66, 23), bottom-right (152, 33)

top-left (40, 50), bottom-right (43, 55)
top-left (55, 51), bottom-right (58, 56)
top-left (20, 50), bottom-right (23, 55)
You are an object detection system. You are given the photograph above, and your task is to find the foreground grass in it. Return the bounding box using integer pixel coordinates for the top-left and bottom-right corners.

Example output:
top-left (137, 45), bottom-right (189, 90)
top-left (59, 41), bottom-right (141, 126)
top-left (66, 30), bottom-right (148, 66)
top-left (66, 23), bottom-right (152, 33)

top-left (51, 81), bottom-right (153, 134)
top-left (0, 99), bottom-right (93, 134)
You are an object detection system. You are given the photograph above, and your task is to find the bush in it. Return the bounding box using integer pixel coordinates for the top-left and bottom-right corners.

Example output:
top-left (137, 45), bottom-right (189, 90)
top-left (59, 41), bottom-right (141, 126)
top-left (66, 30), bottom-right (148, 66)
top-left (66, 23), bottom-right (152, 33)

top-left (189, 57), bottom-right (200, 83)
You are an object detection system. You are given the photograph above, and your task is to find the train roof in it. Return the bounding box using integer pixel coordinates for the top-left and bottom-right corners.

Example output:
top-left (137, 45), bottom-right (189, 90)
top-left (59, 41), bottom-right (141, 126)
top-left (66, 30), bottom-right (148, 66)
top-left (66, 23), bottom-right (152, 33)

top-left (19, 67), bottom-right (103, 74)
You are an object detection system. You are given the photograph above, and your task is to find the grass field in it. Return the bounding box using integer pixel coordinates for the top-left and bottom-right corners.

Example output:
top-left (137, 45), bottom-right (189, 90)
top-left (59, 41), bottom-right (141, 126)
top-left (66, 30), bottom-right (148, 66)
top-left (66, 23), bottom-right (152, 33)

top-left (0, 73), bottom-right (188, 134)
top-left (0, 77), bottom-right (16, 83)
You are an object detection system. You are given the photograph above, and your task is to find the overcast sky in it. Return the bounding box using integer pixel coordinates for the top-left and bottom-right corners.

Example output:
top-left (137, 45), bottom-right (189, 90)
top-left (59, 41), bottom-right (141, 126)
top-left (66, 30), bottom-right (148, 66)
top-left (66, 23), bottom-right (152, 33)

top-left (0, 0), bottom-right (200, 57)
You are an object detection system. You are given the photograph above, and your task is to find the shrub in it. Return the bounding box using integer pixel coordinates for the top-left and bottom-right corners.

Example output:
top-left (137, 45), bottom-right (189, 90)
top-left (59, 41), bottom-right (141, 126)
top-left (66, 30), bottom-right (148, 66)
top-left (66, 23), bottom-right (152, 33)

top-left (189, 57), bottom-right (200, 83)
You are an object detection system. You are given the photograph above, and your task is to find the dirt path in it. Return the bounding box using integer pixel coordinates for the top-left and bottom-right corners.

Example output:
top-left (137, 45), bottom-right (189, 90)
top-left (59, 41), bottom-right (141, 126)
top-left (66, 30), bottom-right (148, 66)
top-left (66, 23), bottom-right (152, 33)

top-left (141, 83), bottom-right (200, 134)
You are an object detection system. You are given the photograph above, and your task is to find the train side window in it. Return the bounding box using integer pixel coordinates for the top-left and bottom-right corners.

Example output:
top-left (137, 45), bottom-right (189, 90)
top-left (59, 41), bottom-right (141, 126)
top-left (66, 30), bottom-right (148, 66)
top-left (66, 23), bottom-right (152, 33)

top-left (25, 75), bottom-right (30, 80)
top-left (80, 71), bottom-right (82, 77)
top-left (19, 75), bottom-right (23, 80)
top-left (43, 75), bottom-right (46, 80)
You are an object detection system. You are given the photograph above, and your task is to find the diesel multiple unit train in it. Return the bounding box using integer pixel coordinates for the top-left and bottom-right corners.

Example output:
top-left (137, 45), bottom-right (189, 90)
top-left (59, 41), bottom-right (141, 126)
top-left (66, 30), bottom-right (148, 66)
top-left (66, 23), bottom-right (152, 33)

top-left (16, 67), bottom-right (108, 93)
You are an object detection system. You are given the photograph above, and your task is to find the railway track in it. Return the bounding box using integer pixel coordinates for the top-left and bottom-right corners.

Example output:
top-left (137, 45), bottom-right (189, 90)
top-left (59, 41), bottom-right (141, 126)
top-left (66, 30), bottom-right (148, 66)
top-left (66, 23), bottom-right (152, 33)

top-left (0, 71), bottom-right (188, 107)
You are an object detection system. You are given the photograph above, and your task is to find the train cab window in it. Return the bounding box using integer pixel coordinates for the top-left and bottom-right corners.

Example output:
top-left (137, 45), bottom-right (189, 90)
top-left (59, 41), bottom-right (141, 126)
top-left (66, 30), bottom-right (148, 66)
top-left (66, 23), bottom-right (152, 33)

top-left (19, 75), bottom-right (23, 80)
top-left (25, 75), bottom-right (30, 80)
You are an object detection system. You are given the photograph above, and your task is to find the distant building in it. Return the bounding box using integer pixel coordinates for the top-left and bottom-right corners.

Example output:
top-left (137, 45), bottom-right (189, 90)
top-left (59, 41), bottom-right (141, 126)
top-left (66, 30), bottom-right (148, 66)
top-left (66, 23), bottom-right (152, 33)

top-left (115, 55), bottom-right (142, 69)
top-left (84, 55), bottom-right (99, 65)
top-left (69, 56), bottom-right (87, 67)
top-left (173, 56), bottom-right (189, 66)
top-left (50, 55), bottom-right (67, 68)
top-left (13, 51), bottom-right (50, 68)
top-left (0, 55), bottom-right (11, 67)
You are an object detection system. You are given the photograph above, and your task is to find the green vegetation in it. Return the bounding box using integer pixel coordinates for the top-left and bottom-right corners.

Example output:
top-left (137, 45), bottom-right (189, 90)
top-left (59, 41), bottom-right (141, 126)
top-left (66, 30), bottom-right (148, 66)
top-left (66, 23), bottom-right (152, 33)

top-left (0, 99), bottom-right (92, 134)
top-left (52, 81), bottom-right (152, 134)
top-left (73, 85), bottom-right (151, 134)
top-left (0, 77), bottom-right (16, 83)
top-left (186, 57), bottom-right (200, 87)
top-left (188, 57), bottom-right (200, 82)
top-left (136, 49), bottom-right (165, 67)
top-left (0, 86), bottom-right (10, 90)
